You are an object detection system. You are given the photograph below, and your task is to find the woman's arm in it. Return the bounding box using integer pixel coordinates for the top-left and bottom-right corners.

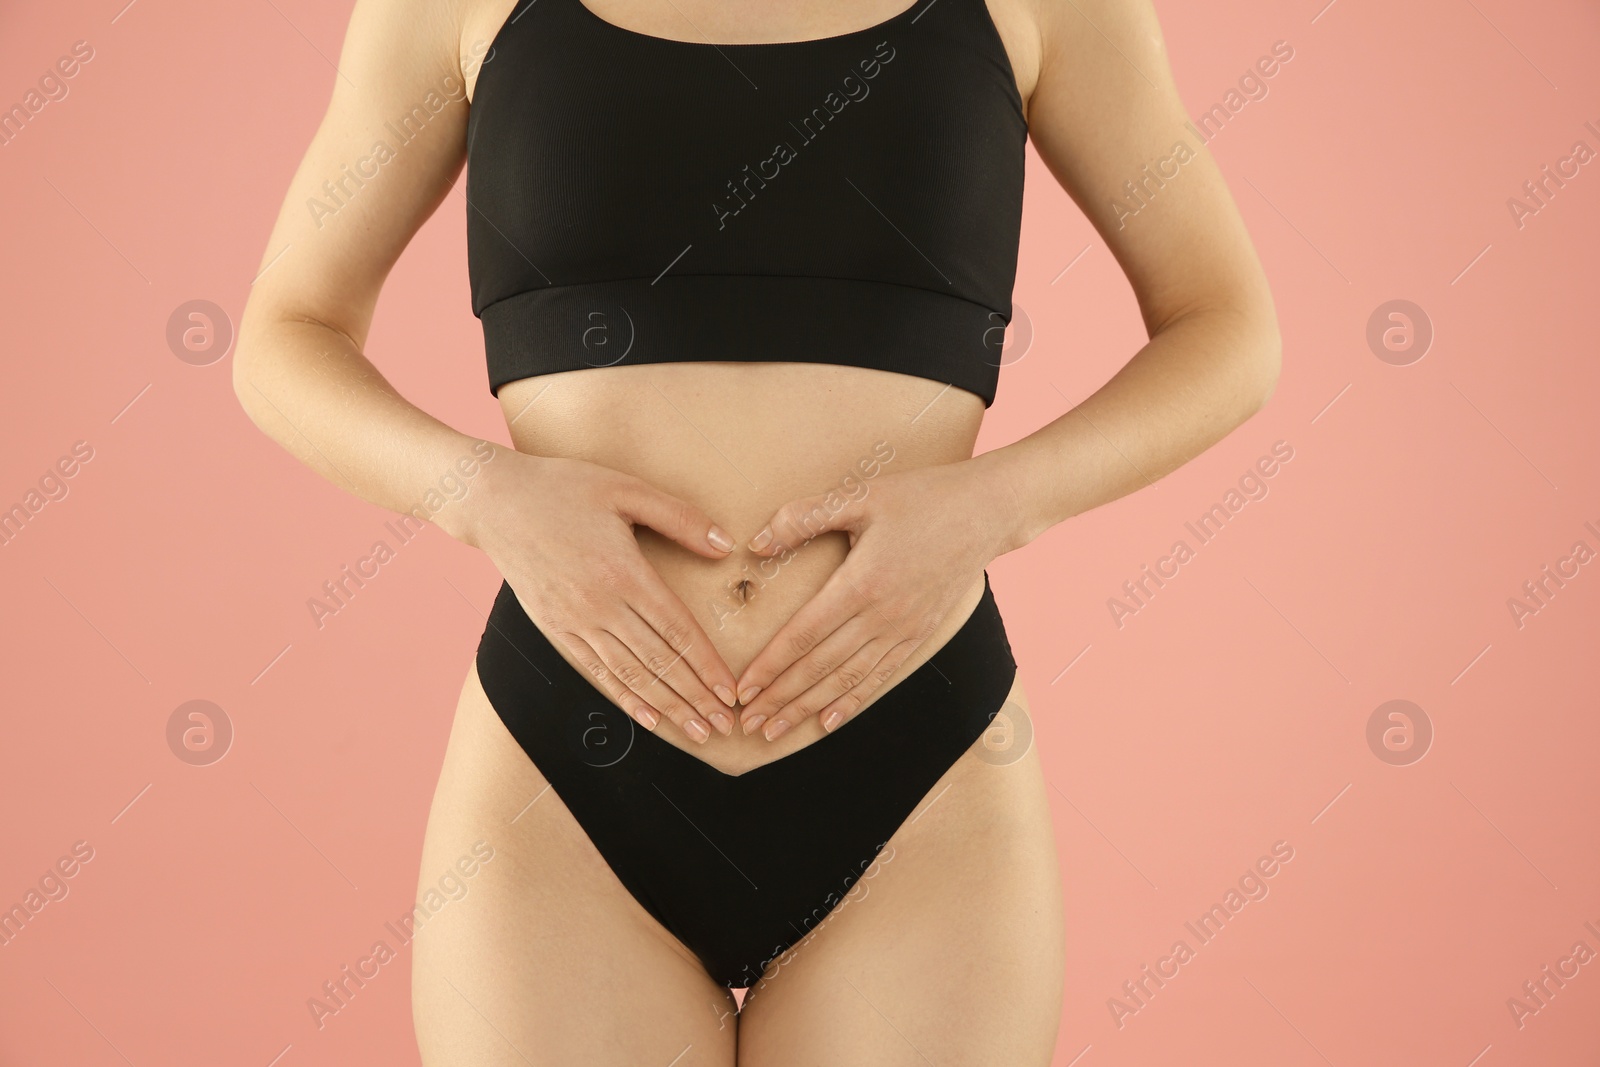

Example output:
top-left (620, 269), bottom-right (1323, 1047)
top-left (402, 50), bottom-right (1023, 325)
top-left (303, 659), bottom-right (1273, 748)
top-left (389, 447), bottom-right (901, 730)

top-left (233, 0), bottom-right (485, 535)
top-left (978, 0), bottom-right (1282, 548)
top-left (235, 0), bottom-right (743, 741)
top-left (732, 0), bottom-right (1281, 737)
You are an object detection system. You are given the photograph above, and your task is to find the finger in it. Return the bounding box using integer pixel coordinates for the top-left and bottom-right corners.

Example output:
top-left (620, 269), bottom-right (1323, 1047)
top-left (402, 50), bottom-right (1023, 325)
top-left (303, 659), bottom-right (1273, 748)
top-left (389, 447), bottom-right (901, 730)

top-left (734, 570), bottom-right (867, 705)
top-left (752, 629), bottom-right (903, 742)
top-left (610, 606), bottom-right (737, 736)
top-left (747, 491), bottom-right (860, 557)
top-left (738, 615), bottom-right (873, 733)
top-left (586, 629), bottom-right (713, 744)
top-left (628, 575), bottom-right (740, 706)
top-left (548, 631), bottom-right (662, 732)
top-left (812, 638), bottom-right (920, 734)
top-left (614, 480), bottom-right (734, 559)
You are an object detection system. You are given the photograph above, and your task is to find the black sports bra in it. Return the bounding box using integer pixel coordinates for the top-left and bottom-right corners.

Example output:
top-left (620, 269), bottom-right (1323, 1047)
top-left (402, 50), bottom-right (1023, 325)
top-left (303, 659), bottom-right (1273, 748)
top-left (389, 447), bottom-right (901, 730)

top-left (465, 0), bottom-right (1027, 406)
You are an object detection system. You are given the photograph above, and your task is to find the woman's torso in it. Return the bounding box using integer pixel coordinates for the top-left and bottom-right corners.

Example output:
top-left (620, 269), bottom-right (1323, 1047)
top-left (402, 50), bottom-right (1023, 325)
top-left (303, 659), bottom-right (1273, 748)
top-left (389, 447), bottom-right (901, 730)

top-left (459, 0), bottom-right (1039, 773)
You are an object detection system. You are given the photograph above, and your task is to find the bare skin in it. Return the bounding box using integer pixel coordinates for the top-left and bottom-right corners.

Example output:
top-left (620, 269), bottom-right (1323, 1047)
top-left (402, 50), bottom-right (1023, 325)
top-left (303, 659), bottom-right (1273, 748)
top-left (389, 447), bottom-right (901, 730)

top-left (233, 0), bottom-right (1281, 1062)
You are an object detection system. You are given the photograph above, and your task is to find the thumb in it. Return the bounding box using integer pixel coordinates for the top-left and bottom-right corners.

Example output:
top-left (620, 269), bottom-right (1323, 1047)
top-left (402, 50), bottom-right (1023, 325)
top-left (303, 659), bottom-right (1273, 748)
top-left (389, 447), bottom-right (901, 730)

top-left (749, 491), bottom-right (865, 556)
top-left (614, 480), bottom-right (734, 558)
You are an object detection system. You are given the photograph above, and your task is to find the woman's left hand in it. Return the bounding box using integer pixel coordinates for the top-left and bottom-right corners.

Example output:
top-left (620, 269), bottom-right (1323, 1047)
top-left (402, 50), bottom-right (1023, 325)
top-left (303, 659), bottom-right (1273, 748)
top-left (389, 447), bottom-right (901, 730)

top-left (734, 456), bottom-right (1024, 740)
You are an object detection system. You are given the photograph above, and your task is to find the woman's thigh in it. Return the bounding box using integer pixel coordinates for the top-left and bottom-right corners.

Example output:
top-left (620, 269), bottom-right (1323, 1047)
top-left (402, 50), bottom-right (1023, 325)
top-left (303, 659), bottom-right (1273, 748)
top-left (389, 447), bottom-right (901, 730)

top-left (736, 678), bottom-right (1065, 1066)
top-left (411, 663), bottom-right (738, 1067)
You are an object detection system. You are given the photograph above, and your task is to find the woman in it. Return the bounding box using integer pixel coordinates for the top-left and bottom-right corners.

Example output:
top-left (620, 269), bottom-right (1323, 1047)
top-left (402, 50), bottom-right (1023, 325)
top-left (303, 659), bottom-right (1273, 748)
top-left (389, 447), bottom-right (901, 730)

top-left (234, 0), bottom-right (1280, 1061)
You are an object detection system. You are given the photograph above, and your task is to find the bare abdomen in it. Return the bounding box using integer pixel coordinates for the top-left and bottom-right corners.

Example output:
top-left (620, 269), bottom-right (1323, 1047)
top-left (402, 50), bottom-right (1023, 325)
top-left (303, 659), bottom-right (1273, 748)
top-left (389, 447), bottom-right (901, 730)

top-left (497, 360), bottom-right (991, 772)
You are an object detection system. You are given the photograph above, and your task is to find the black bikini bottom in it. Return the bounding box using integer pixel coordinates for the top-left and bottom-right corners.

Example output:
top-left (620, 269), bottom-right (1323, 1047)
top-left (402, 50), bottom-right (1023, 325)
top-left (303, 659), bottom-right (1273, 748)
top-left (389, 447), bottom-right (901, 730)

top-left (474, 572), bottom-right (1018, 989)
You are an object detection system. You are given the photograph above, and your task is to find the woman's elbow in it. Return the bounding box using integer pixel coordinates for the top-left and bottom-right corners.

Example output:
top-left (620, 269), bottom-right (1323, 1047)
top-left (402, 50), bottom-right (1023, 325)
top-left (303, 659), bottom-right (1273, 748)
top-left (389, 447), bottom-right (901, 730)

top-left (229, 306), bottom-right (290, 434)
top-left (1251, 316), bottom-right (1283, 411)
top-left (1216, 294), bottom-right (1282, 416)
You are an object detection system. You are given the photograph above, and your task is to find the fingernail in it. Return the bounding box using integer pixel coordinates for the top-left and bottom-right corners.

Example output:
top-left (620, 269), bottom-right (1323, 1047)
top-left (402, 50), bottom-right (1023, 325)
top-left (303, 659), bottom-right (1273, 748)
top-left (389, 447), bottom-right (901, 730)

top-left (822, 709), bottom-right (843, 732)
top-left (748, 527), bottom-right (773, 551)
top-left (707, 526), bottom-right (734, 552)
top-left (714, 684), bottom-right (737, 708)
top-left (763, 719), bottom-right (790, 742)
top-left (634, 706), bottom-right (659, 730)
top-left (742, 713), bottom-right (766, 736)
top-left (685, 719), bottom-right (711, 743)
top-left (709, 710), bottom-right (734, 736)
top-left (738, 685), bottom-right (762, 705)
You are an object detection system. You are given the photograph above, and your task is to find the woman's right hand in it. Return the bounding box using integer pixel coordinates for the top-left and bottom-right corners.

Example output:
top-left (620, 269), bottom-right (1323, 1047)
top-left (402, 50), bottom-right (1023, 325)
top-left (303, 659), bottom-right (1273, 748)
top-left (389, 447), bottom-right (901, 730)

top-left (462, 447), bottom-right (740, 742)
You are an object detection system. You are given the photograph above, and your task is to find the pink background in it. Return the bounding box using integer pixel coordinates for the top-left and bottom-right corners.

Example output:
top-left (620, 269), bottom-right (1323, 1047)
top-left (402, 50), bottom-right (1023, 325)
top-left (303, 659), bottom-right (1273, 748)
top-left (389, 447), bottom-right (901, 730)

top-left (2, 0), bottom-right (1598, 1063)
